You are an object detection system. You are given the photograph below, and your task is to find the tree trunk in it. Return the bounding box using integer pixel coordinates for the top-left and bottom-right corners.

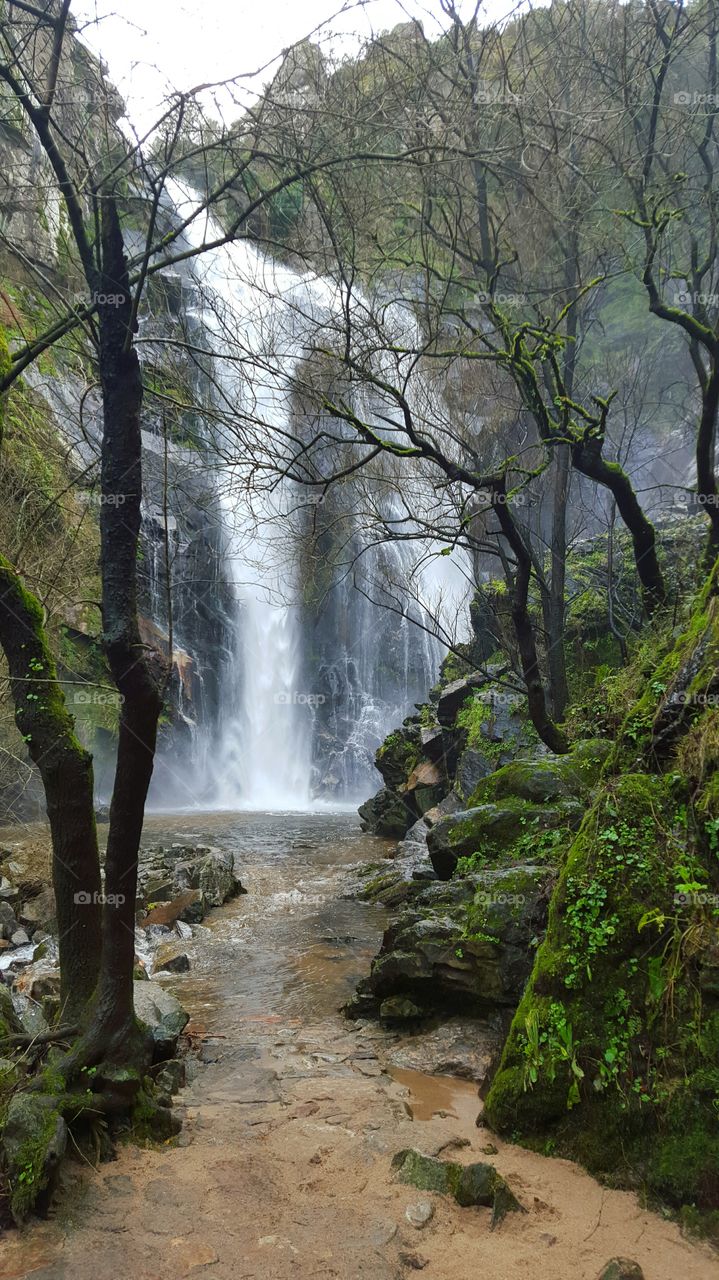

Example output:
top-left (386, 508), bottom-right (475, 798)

top-left (0, 557), bottom-right (102, 1020)
top-left (493, 492), bottom-right (569, 754)
top-left (546, 443), bottom-right (570, 719)
top-left (78, 197), bottom-right (164, 1060)
top-left (697, 360), bottom-right (719, 573)
top-left (571, 439), bottom-right (666, 615)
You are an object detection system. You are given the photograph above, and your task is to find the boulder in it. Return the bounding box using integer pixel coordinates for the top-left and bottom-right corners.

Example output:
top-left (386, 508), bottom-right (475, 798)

top-left (455, 746), bottom-right (494, 800)
top-left (467, 740), bottom-right (612, 808)
top-left (14, 961), bottom-right (61, 1004)
top-left (133, 980), bottom-right (189, 1060)
top-left (0, 876), bottom-right (19, 904)
top-left (391, 1149), bottom-right (522, 1226)
top-left (151, 1058), bottom-right (186, 1095)
top-left (0, 982), bottom-right (22, 1039)
top-left (405, 760), bottom-right (444, 790)
top-left (423, 793), bottom-right (463, 826)
top-left (437, 674), bottom-right (486, 727)
top-left (141, 876), bottom-right (175, 904)
top-left (356, 864), bottom-right (550, 1015)
top-left (427, 800), bottom-right (582, 880)
top-left (194, 847), bottom-right (242, 907)
top-left (597, 1263), bottom-right (644, 1280)
top-left (2, 1092), bottom-right (67, 1222)
top-left (380, 996), bottom-right (424, 1022)
top-left (358, 787), bottom-right (414, 837)
top-left (420, 726), bottom-right (445, 761)
top-left (153, 943), bottom-right (190, 974)
top-left (138, 844), bottom-right (244, 918)
top-left (18, 886), bottom-right (56, 932)
top-left (471, 759), bottom-right (573, 805)
top-left (375, 724), bottom-right (421, 788)
top-left (140, 889), bottom-right (202, 928)
top-left (0, 900), bottom-right (19, 940)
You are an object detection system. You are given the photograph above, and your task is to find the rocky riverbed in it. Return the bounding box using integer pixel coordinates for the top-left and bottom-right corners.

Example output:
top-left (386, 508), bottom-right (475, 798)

top-left (0, 826), bottom-right (244, 1051)
top-left (0, 810), bottom-right (717, 1280)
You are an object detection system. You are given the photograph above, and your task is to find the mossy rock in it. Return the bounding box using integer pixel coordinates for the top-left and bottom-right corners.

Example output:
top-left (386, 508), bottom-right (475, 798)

top-left (484, 764), bottom-right (719, 1213)
top-left (130, 1082), bottom-right (181, 1142)
top-left (362, 863), bottom-right (550, 1013)
top-left (0, 983), bottom-right (22, 1042)
top-left (597, 1262), bottom-right (644, 1280)
top-left (427, 798), bottom-right (582, 880)
top-left (391, 1148), bottom-right (522, 1226)
top-left (2, 1091), bottom-right (67, 1222)
top-left (467, 740), bottom-right (612, 808)
top-left (379, 995), bottom-right (424, 1022)
top-left (375, 725), bottom-right (421, 788)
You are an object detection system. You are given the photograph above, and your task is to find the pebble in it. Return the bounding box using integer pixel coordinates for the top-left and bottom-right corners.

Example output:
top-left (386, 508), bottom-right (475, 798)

top-left (405, 1200), bottom-right (434, 1228)
top-left (370, 1220), bottom-right (398, 1246)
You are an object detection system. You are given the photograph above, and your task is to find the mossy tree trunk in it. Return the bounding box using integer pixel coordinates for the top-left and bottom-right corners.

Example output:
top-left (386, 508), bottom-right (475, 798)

top-left (493, 488), bottom-right (569, 754)
top-left (571, 439), bottom-right (666, 616)
top-left (0, 556), bottom-right (102, 1020)
top-left (697, 357), bottom-right (719, 572)
top-left (546, 442), bottom-right (571, 720)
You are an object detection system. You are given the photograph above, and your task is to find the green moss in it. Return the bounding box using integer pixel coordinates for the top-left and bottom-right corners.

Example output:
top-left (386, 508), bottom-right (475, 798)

top-left (2, 1092), bottom-right (66, 1221)
top-left (456, 695), bottom-right (493, 749)
top-left (375, 728), bottom-right (420, 787)
top-left (130, 1081), bottom-right (180, 1142)
top-left (484, 745), bottom-right (719, 1216)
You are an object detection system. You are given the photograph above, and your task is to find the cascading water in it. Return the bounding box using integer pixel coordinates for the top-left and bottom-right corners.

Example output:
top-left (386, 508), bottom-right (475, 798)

top-left (158, 181), bottom-right (463, 810)
top-left (165, 180), bottom-right (326, 809)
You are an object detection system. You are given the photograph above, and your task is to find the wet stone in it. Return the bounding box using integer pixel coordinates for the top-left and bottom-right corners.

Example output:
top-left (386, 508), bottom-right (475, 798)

top-left (405, 1200), bottom-right (434, 1228)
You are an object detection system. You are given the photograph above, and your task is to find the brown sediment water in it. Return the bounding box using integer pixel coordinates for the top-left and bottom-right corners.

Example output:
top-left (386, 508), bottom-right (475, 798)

top-left (389, 1066), bottom-right (480, 1124)
top-left (2, 809), bottom-right (718, 1280)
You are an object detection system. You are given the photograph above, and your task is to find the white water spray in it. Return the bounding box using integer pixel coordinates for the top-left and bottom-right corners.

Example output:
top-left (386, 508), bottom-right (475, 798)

top-left (166, 181), bottom-right (338, 808)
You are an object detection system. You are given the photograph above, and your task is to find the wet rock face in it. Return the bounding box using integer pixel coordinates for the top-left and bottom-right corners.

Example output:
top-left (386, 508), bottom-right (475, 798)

top-left (137, 844), bottom-right (245, 918)
top-left (358, 787), bottom-right (414, 837)
top-left (349, 864), bottom-right (551, 1018)
top-left (427, 800), bottom-right (582, 881)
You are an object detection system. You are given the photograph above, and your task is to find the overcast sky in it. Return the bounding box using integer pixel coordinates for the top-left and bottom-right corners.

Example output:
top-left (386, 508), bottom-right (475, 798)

top-left (73, 1), bottom-right (489, 132)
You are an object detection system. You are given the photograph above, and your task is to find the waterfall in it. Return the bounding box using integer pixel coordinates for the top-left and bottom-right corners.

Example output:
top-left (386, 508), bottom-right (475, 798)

top-left (158, 181), bottom-right (463, 810)
top-left (164, 181), bottom-right (322, 808)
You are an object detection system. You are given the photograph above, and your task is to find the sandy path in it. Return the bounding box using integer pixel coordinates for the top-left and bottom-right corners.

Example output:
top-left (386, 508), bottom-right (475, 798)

top-left (1, 812), bottom-right (718, 1279)
top-left (2, 1011), bottom-right (718, 1279)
